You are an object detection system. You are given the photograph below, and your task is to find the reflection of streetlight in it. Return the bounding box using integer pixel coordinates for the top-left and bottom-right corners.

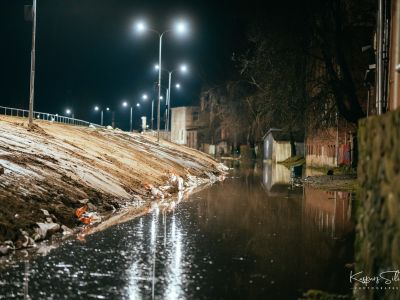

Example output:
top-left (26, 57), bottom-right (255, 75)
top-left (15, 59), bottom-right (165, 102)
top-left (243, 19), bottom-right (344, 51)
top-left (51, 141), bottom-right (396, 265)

top-left (135, 19), bottom-right (190, 141)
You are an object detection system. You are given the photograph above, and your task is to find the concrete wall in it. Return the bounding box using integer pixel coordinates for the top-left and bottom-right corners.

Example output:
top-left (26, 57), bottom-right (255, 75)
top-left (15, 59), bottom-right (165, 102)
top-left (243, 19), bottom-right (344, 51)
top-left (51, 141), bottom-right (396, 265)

top-left (171, 106), bottom-right (201, 147)
top-left (171, 107), bottom-right (187, 144)
top-left (356, 108), bottom-right (400, 299)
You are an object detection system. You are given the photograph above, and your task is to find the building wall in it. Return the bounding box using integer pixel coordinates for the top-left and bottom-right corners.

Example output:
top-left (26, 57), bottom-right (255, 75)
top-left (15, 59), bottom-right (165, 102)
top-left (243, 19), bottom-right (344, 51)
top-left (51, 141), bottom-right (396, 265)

top-left (388, 0), bottom-right (400, 111)
top-left (264, 133), bottom-right (274, 160)
top-left (273, 141), bottom-right (292, 162)
top-left (356, 108), bottom-right (400, 299)
top-left (264, 132), bottom-right (304, 162)
top-left (171, 106), bottom-right (201, 147)
top-left (171, 107), bottom-right (187, 145)
top-left (306, 123), bottom-right (355, 168)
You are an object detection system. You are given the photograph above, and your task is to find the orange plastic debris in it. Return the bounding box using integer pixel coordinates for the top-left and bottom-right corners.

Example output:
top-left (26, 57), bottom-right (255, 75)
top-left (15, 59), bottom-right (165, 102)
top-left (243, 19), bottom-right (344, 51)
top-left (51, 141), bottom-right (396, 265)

top-left (75, 205), bottom-right (88, 218)
top-left (144, 183), bottom-right (154, 190)
top-left (79, 215), bottom-right (94, 225)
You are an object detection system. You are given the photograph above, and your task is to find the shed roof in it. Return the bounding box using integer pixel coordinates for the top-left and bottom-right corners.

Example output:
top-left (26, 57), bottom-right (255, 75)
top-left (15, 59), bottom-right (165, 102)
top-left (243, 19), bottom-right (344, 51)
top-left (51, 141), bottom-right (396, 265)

top-left (263, 128), bottom-right (304, 143)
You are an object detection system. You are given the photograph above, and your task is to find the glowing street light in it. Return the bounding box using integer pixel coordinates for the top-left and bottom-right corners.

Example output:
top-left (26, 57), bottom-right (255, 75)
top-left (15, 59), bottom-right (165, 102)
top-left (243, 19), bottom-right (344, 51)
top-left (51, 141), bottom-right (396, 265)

top-left (136, 103), bottom-right (140, 107)
top-left (142, 94), bottom-right (148, 100)
top-left (175, 83), bottom-right (181, 89)
top-left (65, 108), bottom-right (74, 124)
top-left (175, 21), bottom-right (188, 35)
top-left (180, 64), bottom-right (188, 72)
top-left (94, 106), bottom-right (105, 126)
top-left (135, 21), bottom-right (146, 32)
top-left (134, 18), bottom-right (190, 142)
top-left (121, 100), bottom-right (132, 131)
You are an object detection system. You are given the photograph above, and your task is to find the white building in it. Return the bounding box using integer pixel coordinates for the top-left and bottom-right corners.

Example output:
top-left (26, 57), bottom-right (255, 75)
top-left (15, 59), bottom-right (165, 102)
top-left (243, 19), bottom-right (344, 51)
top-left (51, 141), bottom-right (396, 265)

top-left (171, 106), bottom-right (201, 148)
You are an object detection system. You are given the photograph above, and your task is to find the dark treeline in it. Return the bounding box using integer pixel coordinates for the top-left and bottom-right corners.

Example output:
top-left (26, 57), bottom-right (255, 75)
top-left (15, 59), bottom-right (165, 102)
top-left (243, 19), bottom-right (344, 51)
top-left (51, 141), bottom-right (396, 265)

top-left (199, 0), bottom-right (376, 149)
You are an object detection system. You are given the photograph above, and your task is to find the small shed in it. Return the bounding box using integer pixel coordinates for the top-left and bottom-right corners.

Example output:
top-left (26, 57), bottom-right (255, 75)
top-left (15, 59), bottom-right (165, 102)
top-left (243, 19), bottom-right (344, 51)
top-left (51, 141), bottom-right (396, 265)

top-left (263, 129), bottom-right (304, 162)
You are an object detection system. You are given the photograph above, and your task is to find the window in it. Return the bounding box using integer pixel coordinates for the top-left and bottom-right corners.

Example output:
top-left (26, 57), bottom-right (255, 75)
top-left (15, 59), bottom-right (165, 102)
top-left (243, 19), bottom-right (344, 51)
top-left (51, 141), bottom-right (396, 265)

top-left (192, 112), bottom-right (199, 121)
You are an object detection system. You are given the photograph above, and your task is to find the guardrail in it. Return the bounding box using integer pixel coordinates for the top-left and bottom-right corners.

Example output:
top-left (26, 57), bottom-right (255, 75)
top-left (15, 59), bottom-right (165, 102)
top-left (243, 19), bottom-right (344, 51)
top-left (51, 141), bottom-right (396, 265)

top-left (0, 106), bottom-right (103, 128)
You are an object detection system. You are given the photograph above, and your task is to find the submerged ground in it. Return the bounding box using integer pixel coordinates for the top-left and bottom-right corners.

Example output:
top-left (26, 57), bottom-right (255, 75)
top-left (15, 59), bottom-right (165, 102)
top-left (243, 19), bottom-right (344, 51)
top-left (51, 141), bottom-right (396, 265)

top-left (0, 165), bottom-right (355, 299)
top-left (0, 116), bottom-right (225, 250)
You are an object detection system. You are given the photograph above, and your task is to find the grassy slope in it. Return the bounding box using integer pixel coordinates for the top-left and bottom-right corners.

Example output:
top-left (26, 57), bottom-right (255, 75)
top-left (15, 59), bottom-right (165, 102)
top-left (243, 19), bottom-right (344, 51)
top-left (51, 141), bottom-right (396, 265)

top-left (0, 116), bottom-right (223, 243)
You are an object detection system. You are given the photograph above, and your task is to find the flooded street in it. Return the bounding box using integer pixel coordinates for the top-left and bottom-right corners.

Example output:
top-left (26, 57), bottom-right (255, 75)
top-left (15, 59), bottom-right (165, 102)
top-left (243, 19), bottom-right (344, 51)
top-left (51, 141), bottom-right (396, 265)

top-left (0, 164), bottom-right (355, 299)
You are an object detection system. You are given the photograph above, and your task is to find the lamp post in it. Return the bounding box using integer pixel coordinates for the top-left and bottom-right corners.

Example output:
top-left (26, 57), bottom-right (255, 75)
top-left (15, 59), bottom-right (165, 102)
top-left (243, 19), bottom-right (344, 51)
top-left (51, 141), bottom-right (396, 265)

top-left (155, 63), bottom-right (187, 131)
top-left (28, 0), bottom-right (37, 126)
top-left (135, 20), bottom-right (189, 142)
top-left (94, 106), bottom-right (104, 126)
top-left (65, 109), bottom-right (74, 124)
top-left (122, 101), bottom-right (133, 132)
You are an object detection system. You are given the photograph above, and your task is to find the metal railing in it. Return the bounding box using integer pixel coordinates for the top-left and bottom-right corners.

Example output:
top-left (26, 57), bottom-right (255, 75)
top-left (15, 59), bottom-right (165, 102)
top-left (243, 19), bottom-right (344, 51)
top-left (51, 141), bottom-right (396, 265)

top-left (0, 106), bottom-right (103, 128)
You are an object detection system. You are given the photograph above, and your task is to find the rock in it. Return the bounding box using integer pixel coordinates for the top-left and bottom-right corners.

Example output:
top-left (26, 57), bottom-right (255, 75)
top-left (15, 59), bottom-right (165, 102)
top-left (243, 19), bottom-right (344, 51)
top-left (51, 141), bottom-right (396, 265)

top-left (87, 202), bottom-right (97, 211)
top-left (61, 225), bottom-right (73, 235)
top-left (0, 241), bottom-right (15, 256)
top-left (169, 173), bottom-right (185, 191)
top-left (34, 222), bottom-right (61, 241)
top-left (79, 199), bottom-right (89, 205)
top-left (0, 166), bottom-right (4, 175)
top-left (40, 209), bottom-right (50, 216)
top-left (19, 235), bottom-right (35, 248)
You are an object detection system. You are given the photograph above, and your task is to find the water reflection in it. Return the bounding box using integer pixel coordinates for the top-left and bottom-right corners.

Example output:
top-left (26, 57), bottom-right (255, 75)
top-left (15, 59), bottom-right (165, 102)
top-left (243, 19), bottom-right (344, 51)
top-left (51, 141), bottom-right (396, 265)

top-left (0, 165), bottom-right (354, 299)
top-left (262, 161), bottom-right (291, 195)
top-left (303, 187), bottom-right (353, 239)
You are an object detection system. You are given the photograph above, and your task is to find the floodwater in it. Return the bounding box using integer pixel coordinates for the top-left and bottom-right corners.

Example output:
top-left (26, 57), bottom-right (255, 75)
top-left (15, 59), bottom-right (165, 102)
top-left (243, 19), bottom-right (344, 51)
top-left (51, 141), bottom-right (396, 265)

top-left (0, 163), bottom-right (355, 299)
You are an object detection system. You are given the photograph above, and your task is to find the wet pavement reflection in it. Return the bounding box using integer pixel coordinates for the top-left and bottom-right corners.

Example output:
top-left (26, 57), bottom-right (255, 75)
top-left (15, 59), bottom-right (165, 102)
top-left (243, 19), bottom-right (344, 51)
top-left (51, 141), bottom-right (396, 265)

top-left (0, 164), bottom-right (354, 299)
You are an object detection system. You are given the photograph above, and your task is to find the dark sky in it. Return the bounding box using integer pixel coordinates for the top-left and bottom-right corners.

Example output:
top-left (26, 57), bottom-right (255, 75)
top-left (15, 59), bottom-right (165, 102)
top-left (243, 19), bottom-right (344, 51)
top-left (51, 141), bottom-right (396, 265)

top-left (0, 0), bottom-right (301, 129)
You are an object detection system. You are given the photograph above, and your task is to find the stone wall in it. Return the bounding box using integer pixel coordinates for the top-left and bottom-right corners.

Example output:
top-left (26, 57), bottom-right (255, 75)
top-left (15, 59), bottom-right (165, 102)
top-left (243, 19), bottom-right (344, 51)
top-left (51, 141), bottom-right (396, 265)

top-left (356, 108), bottom-right (400, 299)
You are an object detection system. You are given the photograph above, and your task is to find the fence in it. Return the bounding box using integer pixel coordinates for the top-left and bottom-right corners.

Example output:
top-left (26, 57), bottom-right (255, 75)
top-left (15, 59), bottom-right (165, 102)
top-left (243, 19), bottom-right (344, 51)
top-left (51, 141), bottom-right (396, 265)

top-left (143, 130), bottom-right (171, 141)
top-left (0, 106), bottom-right (103, 128)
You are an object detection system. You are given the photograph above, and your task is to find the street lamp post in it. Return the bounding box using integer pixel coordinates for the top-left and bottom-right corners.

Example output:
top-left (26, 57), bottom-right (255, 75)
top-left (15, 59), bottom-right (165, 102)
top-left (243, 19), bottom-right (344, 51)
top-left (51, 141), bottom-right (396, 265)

top-left (135, 20), bottom-right (188, 142)
top-left (122, 101), bottom-right (133, 132)
top-left (155, 64), bottom-right (187, 131)
top-left (94, 106), bottom-right (104, 126)
top-left (65, 109), bottom-right (74, 124)
top-left (28, 0), bottom-right (37, 126)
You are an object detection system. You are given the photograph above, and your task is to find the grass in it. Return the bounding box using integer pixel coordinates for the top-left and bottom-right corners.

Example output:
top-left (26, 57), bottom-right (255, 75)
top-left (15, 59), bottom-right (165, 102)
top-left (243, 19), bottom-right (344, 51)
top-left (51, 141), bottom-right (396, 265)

top-left (278, 155), bottom-right (305, 167)
top-left (308, 164), bottom-right (356, 176)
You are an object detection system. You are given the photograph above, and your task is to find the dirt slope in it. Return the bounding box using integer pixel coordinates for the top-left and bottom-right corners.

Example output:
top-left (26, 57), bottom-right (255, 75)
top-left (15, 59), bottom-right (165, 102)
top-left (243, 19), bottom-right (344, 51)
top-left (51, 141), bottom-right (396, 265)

top-left (0, 116), bottom-right (225, 247)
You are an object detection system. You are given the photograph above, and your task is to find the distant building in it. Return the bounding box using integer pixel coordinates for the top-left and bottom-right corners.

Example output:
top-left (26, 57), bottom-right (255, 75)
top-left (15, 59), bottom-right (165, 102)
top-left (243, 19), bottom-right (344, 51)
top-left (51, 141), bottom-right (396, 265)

top-left (171, 106), bottom-right (203, 149)
top-left (263, 129), bottom-right (304, 162)
top-left (305, 121), bottom-right (354, 168)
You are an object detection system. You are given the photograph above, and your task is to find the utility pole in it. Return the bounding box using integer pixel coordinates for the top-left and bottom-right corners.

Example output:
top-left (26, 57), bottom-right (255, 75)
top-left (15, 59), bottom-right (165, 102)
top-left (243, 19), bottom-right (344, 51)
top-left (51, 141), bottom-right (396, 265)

top-left (28, 0), bottom-right (37, 126)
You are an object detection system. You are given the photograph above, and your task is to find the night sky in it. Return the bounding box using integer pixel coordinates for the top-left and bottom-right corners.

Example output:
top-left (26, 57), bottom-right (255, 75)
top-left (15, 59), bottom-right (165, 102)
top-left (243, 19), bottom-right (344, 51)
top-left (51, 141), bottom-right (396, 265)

top-left (0, 0), bottom-right (301, 129)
